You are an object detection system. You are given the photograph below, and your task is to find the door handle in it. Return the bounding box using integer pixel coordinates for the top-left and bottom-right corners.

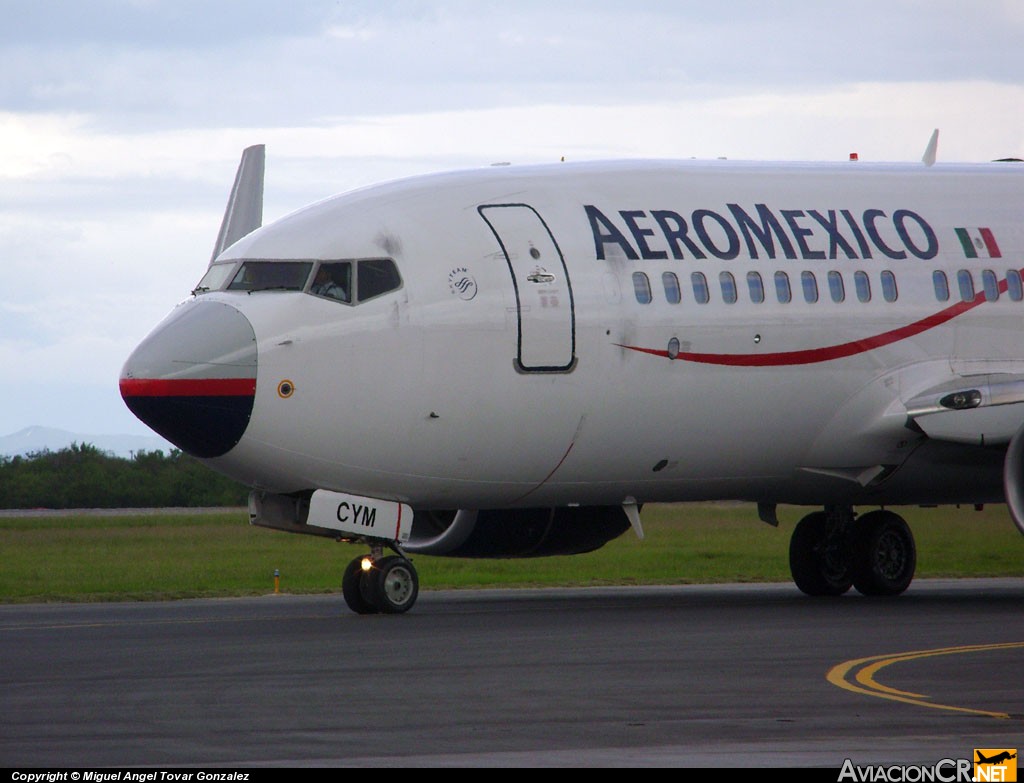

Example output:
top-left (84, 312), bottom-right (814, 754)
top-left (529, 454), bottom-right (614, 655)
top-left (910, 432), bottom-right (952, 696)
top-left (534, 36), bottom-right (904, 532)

top-left (527, 271), bottom-right (556, 284)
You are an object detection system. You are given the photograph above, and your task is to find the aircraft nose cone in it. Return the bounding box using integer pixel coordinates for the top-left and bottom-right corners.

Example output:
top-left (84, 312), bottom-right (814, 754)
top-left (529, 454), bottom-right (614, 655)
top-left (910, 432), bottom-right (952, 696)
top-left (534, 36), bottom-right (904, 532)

top-left (120, 300), bottom-right (257, 458)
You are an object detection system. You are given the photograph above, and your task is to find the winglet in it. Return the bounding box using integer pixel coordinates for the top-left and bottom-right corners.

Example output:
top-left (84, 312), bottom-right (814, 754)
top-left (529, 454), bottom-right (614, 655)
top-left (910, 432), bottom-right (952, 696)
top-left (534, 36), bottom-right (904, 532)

top-left (922, 129), bottom-right (939, 167)
top-left (210, 144), bottom-right (265, 264)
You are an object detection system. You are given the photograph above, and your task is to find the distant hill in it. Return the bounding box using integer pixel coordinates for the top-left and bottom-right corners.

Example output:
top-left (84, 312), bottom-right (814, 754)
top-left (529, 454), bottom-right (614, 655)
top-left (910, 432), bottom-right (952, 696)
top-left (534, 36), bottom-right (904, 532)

top-left (0, 426), bottom-right (171, 459)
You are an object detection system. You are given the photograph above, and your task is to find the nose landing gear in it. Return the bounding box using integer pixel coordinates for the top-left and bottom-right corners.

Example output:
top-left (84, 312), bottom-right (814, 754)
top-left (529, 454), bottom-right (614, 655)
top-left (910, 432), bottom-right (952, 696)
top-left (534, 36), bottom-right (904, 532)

top-left (342, 542), bottom-right (420, 614)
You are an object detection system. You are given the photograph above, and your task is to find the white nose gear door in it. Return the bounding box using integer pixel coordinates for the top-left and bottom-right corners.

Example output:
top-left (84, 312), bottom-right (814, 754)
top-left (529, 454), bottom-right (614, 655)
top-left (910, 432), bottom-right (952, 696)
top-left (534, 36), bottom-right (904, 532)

top-left (478, 204), bottom-right (577, 373)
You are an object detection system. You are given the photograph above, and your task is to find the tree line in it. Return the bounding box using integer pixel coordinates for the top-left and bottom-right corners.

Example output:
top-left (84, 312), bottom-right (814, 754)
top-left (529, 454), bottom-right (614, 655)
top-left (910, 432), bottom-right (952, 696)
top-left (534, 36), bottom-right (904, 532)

top-left (0, 444), bottom-right (248, 508)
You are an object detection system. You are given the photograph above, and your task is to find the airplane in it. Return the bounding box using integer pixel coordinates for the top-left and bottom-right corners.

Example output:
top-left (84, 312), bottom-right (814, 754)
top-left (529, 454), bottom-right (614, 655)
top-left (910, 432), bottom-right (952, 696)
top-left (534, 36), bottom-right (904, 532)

top-left (976, 751), bottom-right (1017, 765)
top-left (120, 133), bottom-right (1024, 614)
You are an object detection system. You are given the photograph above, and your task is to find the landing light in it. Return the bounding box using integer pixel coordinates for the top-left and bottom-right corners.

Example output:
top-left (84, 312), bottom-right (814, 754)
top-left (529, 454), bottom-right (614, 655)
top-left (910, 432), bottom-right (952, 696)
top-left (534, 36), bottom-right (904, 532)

top-left (360, 556), bottom-right (374, 572)
top-left (939, 390), bottom-right (982, 410)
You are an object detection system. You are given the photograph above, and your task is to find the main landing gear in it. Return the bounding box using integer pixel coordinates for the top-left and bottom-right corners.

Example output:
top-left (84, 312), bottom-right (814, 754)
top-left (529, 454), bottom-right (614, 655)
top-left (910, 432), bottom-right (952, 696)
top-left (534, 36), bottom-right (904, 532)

top-left (342, 541), bottom-right (420, 614)
top-left (789, 506), bottom-right (916, 597)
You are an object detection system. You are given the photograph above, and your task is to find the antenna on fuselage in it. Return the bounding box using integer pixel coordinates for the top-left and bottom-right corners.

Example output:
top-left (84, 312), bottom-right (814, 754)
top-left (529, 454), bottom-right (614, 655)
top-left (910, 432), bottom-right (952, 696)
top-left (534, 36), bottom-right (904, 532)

top-left (922, 129), bottom-right (939, 167)
top-left (209, 144), bottom-right (265, 265)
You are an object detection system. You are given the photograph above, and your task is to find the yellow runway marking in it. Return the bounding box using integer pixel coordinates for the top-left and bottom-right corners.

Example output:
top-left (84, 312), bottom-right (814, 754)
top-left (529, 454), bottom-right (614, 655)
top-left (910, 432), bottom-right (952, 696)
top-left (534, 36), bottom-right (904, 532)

top-left (827, 642), bottom-right (1024, 719)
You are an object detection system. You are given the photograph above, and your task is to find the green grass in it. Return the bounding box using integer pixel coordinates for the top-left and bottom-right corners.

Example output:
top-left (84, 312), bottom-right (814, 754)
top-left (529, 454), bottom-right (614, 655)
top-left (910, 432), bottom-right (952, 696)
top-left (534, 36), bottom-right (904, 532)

top-left (1, 503), bottom-right (1021, 602)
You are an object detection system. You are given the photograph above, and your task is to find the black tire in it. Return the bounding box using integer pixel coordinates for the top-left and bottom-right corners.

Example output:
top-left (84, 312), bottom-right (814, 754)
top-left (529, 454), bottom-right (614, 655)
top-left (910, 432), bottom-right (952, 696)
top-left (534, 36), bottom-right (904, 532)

top-left (366, 555), bottom-right (419, 614)
top-left (342, 556), bottom-right (378, 614)
top-left (789, 511), bottom-right (852, 596)
top-left (851, 510), bottom-right (916, 596)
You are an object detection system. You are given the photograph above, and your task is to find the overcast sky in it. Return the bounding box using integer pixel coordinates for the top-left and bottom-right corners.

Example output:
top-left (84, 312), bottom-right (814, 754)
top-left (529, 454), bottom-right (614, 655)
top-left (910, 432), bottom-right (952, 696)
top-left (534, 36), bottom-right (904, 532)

top-left (1, 0), bottom-right (1022, 439)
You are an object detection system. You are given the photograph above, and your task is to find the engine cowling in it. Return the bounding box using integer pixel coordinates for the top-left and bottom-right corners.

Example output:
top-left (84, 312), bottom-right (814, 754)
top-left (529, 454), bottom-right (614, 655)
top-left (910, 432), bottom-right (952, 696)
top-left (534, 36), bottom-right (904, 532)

top-left (1003, 423), bottom-right (1024, 535)
top-left (405, 506), bottom-right (632, 558)
top-left (248, 491), bottom-right (632, 556)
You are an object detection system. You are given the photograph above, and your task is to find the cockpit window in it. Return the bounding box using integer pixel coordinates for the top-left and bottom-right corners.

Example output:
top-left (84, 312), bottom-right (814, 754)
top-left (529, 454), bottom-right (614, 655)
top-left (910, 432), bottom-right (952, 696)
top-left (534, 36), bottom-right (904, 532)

top-left (357, 258), bottom-right (402, 301)
top-left (193, 262), bottom-right (236, 295)
top-left (197, 257), bottom-right (402, 304)
top-left (227, 261), bottom-right (313, 292)
top-left (310, 262), bottom-right (351, 303)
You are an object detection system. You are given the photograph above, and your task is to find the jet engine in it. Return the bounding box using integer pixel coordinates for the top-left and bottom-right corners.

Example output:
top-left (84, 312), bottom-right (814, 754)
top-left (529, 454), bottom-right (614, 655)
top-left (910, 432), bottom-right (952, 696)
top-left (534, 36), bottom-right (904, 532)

top-left (404, 506), bottom-right (632, 558)
top-left (248, 492), bottom-right (631, 557)
top-left (1004, 423), bottom-right (1024, 535)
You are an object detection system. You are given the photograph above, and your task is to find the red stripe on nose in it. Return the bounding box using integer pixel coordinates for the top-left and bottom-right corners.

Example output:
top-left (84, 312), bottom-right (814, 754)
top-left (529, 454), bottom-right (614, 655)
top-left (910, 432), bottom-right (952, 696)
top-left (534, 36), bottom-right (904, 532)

top-left (119, 378), bottom-right (256, 397)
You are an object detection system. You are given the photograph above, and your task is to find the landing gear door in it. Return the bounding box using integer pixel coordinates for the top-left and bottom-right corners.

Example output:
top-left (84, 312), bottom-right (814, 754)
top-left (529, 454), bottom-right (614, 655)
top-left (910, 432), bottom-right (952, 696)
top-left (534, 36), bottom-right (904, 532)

top-left (478, 204), bottom-right (577, 373)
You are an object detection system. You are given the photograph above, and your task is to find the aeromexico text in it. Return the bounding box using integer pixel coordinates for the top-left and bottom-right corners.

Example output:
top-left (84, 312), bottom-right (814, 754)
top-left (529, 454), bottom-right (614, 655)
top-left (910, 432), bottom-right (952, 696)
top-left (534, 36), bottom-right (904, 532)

top-left (585, 204), bottom-right (939, 262)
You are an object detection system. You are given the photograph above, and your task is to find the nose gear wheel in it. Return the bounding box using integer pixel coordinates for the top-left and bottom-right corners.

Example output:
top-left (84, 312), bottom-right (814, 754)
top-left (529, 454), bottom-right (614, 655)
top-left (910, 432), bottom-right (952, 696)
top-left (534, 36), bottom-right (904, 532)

top-left (342, 552), bottom-right (420, 615)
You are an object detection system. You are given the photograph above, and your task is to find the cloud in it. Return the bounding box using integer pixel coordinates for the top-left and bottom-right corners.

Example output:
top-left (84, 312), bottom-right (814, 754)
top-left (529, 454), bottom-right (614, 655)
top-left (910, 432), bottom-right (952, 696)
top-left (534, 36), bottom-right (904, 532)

top-left (2, 1), bottom-right (1022, 129)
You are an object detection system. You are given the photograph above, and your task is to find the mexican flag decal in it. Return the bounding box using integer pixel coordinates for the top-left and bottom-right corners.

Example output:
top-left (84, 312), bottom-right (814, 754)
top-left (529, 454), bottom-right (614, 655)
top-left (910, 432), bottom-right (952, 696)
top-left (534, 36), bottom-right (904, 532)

top-left (955, 227), bottom-right (1002, 258)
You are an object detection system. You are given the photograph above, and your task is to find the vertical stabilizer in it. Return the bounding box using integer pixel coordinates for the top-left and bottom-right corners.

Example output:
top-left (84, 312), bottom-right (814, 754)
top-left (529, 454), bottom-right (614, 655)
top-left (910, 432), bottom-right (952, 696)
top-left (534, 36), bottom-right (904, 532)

top-left (922, 129), bottom-right (939, 167)
top-left (210, 144), bottom-right (265, 264)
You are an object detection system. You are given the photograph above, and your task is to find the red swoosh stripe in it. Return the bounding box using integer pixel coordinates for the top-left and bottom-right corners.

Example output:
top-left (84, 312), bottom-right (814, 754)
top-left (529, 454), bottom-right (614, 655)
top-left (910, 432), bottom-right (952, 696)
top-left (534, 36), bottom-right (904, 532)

top-left (119, 378), bottom-right (256, 397)
top-left (620, 275), bottom-right (1011, 368)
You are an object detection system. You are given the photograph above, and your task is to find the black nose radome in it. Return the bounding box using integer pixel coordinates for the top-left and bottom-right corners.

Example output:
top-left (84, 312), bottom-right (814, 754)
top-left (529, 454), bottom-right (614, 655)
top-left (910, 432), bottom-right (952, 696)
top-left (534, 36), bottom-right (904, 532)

top-left (120, 301), bottom-right (257, 459)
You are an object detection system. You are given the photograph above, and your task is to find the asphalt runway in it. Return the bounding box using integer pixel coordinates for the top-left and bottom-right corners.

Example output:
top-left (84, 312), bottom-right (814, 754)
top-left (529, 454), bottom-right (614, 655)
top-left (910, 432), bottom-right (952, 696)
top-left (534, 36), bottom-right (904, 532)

top-left (2, 579), bottom-right (1022, 768)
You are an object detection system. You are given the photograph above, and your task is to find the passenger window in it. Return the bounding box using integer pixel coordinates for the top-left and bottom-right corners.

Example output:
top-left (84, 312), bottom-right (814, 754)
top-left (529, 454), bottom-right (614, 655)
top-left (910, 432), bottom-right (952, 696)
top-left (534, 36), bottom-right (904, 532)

top-left (827, 271), bottom-right (845, 303)
top-left (774, 271), bottom-right (791, 303)
top-left (228, 261), bottom-right (313, 292)
top-left (801, 271), bottom-right (818, 303)
top-left (1008, 270), bottom-right (1023, 302)
top-left (881, 270), bottom-right (898, 302)
top-left (719, 271), bottom-right (737, 304)
top-left (311, 262), bottom-right (352, 303)
top-left (633, 272), bottom-right (652, 304)
top-left (747, 271), bottom-right (764, 303)
top-left (854, 271), bottom-right (871, 302)
top-left (957, 269), bottom-right (975, 302)
top-left (932, 270), bottom-right (949, 302)
top-left (982, 269), bottom-right (999, 301)
top-left (357, 259), bottom-right (403, 301)
top-left (691, 272), bottom-right (710, 304)
top-left (662, 272), bottom-right (681, 304)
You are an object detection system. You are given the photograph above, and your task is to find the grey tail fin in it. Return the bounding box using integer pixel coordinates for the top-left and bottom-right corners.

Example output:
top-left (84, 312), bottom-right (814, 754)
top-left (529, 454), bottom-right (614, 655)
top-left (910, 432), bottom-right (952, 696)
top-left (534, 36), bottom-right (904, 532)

top-left (922, 129), bottom-right (939, 167)
top-left (210, 144), bottom-right (265, 264)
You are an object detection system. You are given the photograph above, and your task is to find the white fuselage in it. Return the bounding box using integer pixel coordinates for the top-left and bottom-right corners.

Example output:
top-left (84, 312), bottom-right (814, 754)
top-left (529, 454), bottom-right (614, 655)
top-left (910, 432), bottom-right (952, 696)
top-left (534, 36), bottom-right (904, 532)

top-left (126, 159), bottom-right (1024, 511)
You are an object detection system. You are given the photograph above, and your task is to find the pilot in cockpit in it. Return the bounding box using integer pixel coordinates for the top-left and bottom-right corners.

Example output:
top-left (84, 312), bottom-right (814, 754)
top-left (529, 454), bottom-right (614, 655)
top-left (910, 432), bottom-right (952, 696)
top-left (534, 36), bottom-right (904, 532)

top-left (311, 265), bottom-right (349, 302)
